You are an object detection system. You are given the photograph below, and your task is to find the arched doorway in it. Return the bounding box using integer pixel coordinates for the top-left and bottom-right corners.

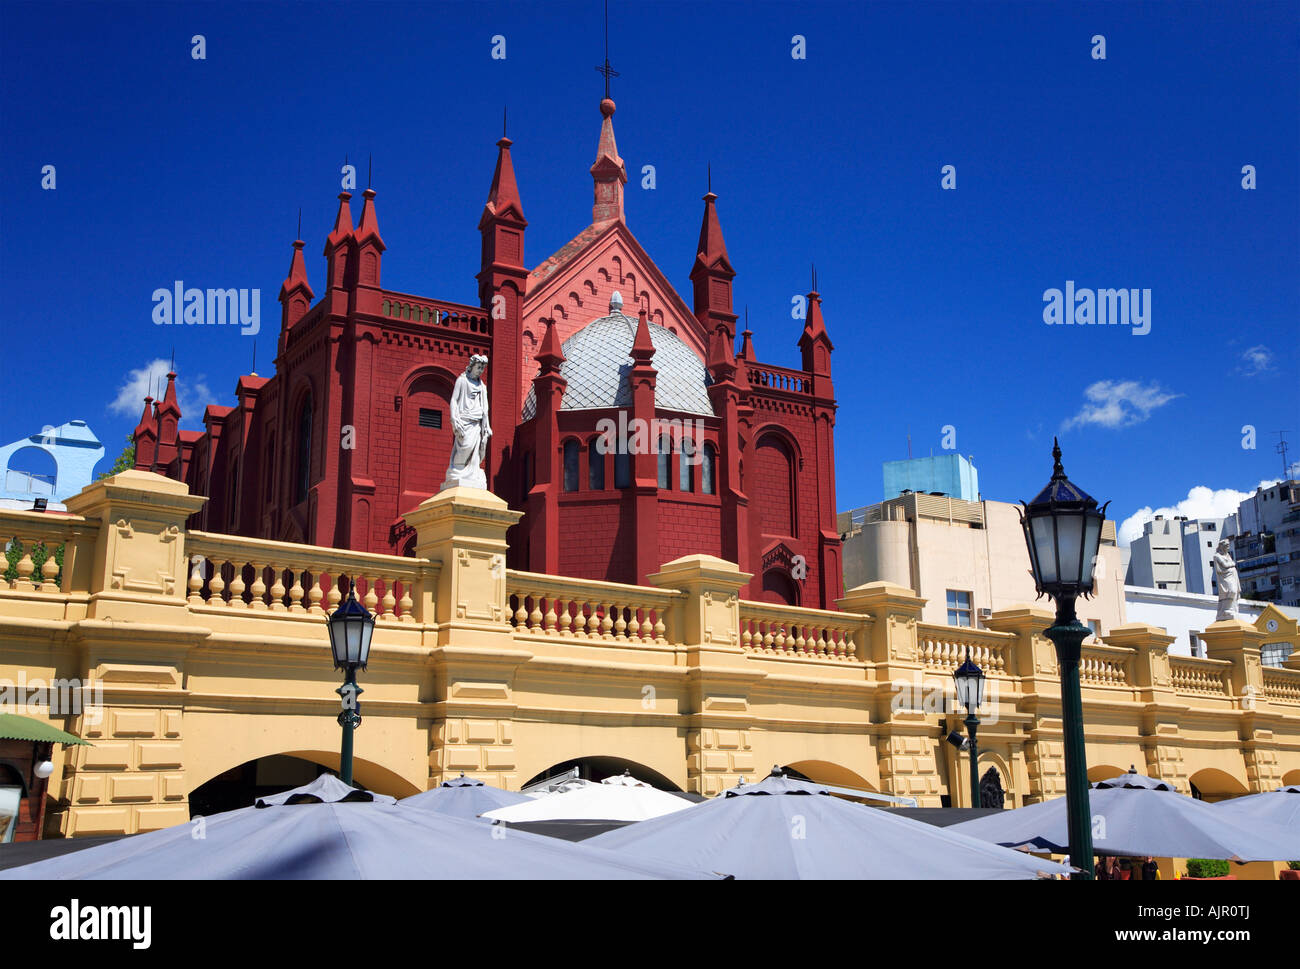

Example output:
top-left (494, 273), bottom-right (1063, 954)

top-left (1088, 764), bottom-right (1130, 784)
top-left (1188, 767), bottom-right (1249, 803)
top-left (189, 754), bottom-right (331, 816)
top-left (188, 752), bottom-right (420, 816)
top-left (761, 569), bottom-right (800, 606)
top-left (782, 761), bottom-right (875, 790)
top-left (523, 756), bottom-right (682, 792)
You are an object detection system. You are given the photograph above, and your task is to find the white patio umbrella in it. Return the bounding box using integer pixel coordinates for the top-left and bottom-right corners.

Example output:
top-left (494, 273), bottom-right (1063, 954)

top-left (1216, 784), bottom-right (1300, 829)
top-left (400, 774), bottom-right (530, 821)
top-left (951, 771), bottom-right (1300, 862)
top-left (585, 769), bottom-right (1073, 879)
top-left (0, 776), bottom-right (723, 880)
top-left (482, 780), bottom-right (694, 823)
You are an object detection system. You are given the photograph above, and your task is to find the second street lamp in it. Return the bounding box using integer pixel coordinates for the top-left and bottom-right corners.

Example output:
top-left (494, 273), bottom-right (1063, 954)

top-left (952, 651), bottom-right (985, 809)
top-left (1019, 438), bottom-right (1109, 879)
top-left (326, 581), bottom-right (375, 787)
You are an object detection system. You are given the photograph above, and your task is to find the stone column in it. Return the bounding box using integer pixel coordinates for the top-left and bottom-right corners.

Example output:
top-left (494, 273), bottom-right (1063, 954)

top-left (1200, 619), bottom-right (1278, 792)
top-left (648, 555), bottom-right (759, 795)
top-left (984, 605), bottom-right (1063, 804)
top-left (54, 470), bottom-right (208, 835)
top-left (1105, 623), bottom-right (1187, 791)
top-left (406, 487), bottom-right (525, 787)
top-left (838, 582), bottom-right (943, 805)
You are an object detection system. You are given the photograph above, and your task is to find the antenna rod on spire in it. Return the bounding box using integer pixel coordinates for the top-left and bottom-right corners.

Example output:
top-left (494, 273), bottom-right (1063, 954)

top-left (297, 207), bottom-right (302, 240)
top-left (708, 162), bottom-right (712, 194)
top-left (170, 347), bottom-right (174, 373)
top-left (367, 154), bottom-right (372, 189)
top-left (251, 341), bottom-right (257, 375)
top-left (595, 0), bottom-right (619, 98)
top-left (503, 105), bottom-right (508, 138)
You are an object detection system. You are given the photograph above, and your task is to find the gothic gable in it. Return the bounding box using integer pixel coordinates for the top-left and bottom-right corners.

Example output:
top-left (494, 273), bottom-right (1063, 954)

top-left (521, 222), bottom-right (705, 402)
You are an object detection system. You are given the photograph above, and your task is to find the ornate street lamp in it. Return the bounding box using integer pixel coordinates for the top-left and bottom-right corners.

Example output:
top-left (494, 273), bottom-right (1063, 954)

top-left (1019, 438), bottom-right (1109, 879)
top-left (326, 582), bottom-right (375, 787)
top-left (952, 651), bottom-right (985, 810)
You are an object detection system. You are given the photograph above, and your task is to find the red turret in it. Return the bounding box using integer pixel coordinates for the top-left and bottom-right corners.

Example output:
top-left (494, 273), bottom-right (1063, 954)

top-left (526, 317), bottom-right (568, 574)
top-left (132, 395), bottom-right (157, 471)
top-left (690, 188), bottom-right (737, 373)
top-left (323, 191), bottom-right (355, 303)
top-left (478, 132), bottom-right (529, 497)
top-left (353, 188), bottom-right (386, 315)
top-left (278, 239), bottom-right (314, 355)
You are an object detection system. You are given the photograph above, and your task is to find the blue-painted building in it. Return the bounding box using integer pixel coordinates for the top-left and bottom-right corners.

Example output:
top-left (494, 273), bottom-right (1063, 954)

top-left (0, 420), bottom-right (106, 508)
top-left (882, 454), bottom-right (979, 501)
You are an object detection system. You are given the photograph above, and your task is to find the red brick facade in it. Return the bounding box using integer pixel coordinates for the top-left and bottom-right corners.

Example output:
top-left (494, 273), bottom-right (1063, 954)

top-left (134, 98), bottom-right (843, 607)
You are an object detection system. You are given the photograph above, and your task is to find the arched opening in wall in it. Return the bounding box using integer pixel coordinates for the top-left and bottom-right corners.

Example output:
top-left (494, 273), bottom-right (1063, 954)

top-left (5, 446), bottom-right (57, 497)
top-left (562, 438), bottom-right (580, 492)
top-left (188, 752), bottom-right (420, 817)
top-left (588, 439), bottom-right (606, 490)
top-left (523, 756), bottom-right (681, 792)
top-left (1282, 768), bottom-right (1300, 787)
top-left (752, 433), bottom-right (795, 537)
top-left (189, 753), bottom-right (332, 817)
top-left (1088, 764), bottom-right (1130, 784)
top-left (782, 761), bottom-right (875, 791)
top-left (1188, 767), bottom-right (1249, 803)
top-left (400, 372), bottom-right (454, 509)
top-left (760, 568), bottom-right (800, 606)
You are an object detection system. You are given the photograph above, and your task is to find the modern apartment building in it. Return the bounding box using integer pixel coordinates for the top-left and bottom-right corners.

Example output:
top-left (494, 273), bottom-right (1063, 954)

top-left (1126, 515), bottom-right (1225, 594)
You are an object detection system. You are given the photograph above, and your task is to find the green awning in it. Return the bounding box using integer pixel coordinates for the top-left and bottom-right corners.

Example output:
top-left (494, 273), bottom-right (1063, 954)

top-left (0, 713), bottom-right (92, 746)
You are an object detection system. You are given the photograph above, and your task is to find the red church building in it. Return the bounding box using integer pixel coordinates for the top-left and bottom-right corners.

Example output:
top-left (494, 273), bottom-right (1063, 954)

top-left (133, 94), bottom-right (843, 608)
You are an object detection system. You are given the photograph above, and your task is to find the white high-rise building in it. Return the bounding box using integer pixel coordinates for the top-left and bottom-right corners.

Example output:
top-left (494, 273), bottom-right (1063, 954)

top-left (1126, 516), bottom-right (1226, 594)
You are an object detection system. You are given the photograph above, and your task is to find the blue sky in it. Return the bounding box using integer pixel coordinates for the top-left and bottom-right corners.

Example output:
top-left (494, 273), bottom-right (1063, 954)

top-left (2, 0), bottom-right (1296, 540)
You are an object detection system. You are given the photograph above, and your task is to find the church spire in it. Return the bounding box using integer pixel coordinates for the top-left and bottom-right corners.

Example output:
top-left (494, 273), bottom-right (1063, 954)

top-left (482, 131), bottom-right (524, 225)
top-left (591, 97), bottom-right (627, 224)
top-left (323, 191), bottom-right (355, 292)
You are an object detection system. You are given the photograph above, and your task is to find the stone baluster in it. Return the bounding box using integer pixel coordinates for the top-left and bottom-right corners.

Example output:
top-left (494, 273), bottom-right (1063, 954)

top-left (269, 565), bottom-right (287, 612)
top-left (248, 563), bottom-right (267, 610)
top-left (209, 561), bottom-right (226, 604)
top-left (380, 576), bottom-right (397, 621)
top-left (398, 578), bottom-right (414, 622)
top-left (188, 556), bottom-right (205, 605)
top-left (362, 576), bottom-right (379, 614)
top-left (307, 571), bottom-right (325, 614)
top-left (286, 566), bottom-right (305, 613)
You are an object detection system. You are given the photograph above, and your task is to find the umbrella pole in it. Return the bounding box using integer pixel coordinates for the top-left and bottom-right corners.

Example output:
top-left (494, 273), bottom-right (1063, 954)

top-left (1047, 604), bottom-right (1094, 879)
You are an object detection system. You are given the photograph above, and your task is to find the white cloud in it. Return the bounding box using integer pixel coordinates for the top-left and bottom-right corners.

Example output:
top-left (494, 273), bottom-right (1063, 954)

top-left (108, 358), bottom-right (213, 427)
top-left (1235, 344), bottom-right (1274, 377)
top-left (1062, 380), bottom-right (1180, 432)
top-left (1117, 477), bottom-right (1296, 546)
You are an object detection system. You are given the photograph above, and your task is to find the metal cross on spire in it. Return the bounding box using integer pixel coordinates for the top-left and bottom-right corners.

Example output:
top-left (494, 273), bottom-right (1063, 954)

top-left (595, 0), bottom-right (619, 98)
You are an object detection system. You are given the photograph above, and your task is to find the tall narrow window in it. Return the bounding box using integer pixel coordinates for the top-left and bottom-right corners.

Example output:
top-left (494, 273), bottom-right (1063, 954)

top-left (679, 437), bottom-right (695, 493)
top-left (615, 445), bottom-right (631, 489)
top-left (588, 440), bottom-right (605, 490)
top-left (295, 393), bottom-right (313, 505)
top-left (658, 435), bottom-right (671, 489)
top-left (562, 439), bottom-right (580, 492)
top-left (702, 443), bottom-right (716, 495)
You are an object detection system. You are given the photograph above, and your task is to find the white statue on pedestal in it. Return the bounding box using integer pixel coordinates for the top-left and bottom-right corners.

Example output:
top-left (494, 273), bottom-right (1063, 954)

top-left (441, 355), bottom-right (492, 490)
top-left (1212, 539), bottom-right (1240, 621)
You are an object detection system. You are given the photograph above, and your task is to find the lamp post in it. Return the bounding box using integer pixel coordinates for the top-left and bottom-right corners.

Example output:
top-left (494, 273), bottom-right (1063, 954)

top-left (952, 651), bottom-right (985, 809)
top-left (1019, 438), bottom-right (1108, 879)
top-left (326, 582), bottom-right (375, 787)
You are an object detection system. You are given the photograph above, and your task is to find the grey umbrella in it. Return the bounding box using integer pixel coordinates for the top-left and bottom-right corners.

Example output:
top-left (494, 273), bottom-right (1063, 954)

top-left (400, 774), bottom-right (531, 821)
top-left (1216, 785), bottom-right (1300, 829)
top-left (0, 778), bottom-right (724, 880)
top-left (951, 772), bottom-right (1300, 861)
top-left (585, 768), bottom-right (1072, 879)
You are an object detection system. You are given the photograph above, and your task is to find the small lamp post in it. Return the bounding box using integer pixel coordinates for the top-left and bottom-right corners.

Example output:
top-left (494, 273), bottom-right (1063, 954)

top-left (952, 651), bottom-right (985, 809)
top-left (1019, 438), bottom-right (1109, 879)
top-left (326, 582), bottom-right (375, 787)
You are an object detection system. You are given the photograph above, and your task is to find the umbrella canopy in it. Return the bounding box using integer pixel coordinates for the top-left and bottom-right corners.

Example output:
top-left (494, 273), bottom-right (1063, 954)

top-left (951, 773), bottom-right (1300, 861)
top-left (1216, 785), bottom-right (1300, 829)
top-left (254, 773), bottom-right (395, 806)
top-left (483, 781), bottom-right (694, 823)
top-left (584, 770), bottom-right (1072, 879)
top-left (0, 779), bottom-right (723, 880)
top-left (400, 775), bottom-right (530, 821)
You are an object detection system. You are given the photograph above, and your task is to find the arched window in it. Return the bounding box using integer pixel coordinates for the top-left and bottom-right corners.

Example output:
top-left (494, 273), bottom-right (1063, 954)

top-left (657, 435), bottom-right (671, 489)
top-left (702, 443), bottom-right (716, 495)
top-left (679, 436), bottom-right (695, 493)
top-left (588, 440), bottom-right (605, 490)
top-left (754, 433), bottom-right (795, 536)
top-left (562, 439), bottom-right (580, 492)
top-left (295, 394), bottom-right (313, 505)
